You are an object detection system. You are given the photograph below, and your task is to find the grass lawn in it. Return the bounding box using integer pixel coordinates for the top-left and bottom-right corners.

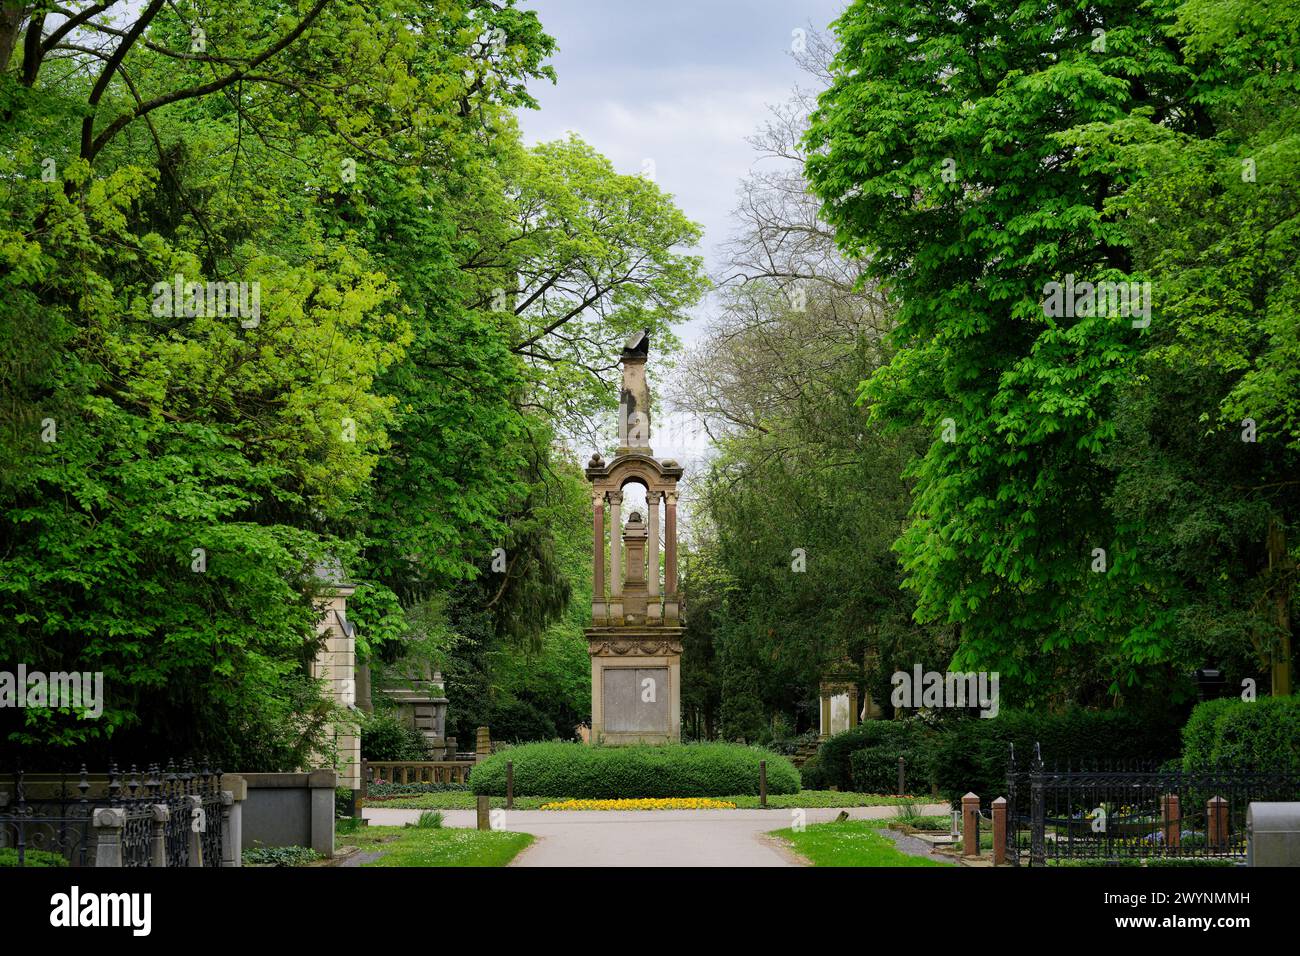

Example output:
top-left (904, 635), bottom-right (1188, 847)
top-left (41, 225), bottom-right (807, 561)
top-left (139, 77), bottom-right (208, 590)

top-left (339, 824), bottom-right (533, 867)
top-left (368, 790), bottom-right (920, 811)
top-left (771, 820), bottom-right (950, 867)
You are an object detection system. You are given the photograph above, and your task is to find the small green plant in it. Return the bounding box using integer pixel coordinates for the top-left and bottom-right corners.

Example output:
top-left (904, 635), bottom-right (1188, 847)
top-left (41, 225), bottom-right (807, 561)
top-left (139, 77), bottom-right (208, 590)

top-left (412, 810), bottom-right (444, 829)
top-left (895, 798), bottom-right (922, 825)
top-left (242, 844), bottom-right (320, 867)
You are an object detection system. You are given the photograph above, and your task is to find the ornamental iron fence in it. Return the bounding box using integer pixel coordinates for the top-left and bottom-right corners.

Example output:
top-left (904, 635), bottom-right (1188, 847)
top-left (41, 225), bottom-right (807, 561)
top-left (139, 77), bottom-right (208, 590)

top-left (1, 760), bottom-right (226, 867)
top-left (1004, 743), bottom-right (1300, 866)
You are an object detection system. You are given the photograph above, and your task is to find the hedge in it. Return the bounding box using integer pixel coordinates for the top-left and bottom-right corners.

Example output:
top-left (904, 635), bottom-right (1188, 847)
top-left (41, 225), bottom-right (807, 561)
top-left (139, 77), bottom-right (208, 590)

top-left (1181, 696), bottom-right (1300, 772)
top-left (810, 720), bottom-right (932, 792)
top-left (930, 709), bottom-right (1182, 805)
top-left (469, 742), bottom-right (800, 798)
top-left (0, 848), bottom-right (67, 867)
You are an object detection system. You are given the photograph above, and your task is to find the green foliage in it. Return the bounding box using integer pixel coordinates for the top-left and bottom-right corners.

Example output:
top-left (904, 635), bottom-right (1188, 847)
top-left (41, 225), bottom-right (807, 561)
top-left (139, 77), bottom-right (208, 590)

top-left (931, 710), bottom-right (1183, 805)
top-left (413, 811), bottom-right (444, 829)
top-left (1181, 697), bottom-right (1300, 772)
top-left (360, 712), bottom-right (431, 763)
top-left (0, 847), bottom-right (68, 867)
top-left (365, 781), bottom-right (469, 799)
top-left (469, 742), bottom-right (800, 798)
top-left (335, 788), bottom-right (355, 819)
top-left (815, 720), bottom-right (930, 792)
top-left (242, 845), bottom-right (320, 867)
top-left (804, 0), bottom-right (1300, 703)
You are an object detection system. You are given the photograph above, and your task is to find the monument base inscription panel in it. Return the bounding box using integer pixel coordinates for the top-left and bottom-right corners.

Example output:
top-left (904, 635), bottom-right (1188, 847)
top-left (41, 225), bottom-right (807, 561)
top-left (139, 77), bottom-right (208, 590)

top-left (602, 666), bottom-right (669, 734)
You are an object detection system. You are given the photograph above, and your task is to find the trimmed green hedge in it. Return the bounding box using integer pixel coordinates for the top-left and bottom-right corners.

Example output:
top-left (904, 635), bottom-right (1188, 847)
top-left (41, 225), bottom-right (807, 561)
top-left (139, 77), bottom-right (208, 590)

top-left (1181, 696), bottom-right (1300, 772)
top-left (930, 709), bottom-right (1182, 804)
top-left (469, 742), bottom-right (800, 798)
top-left (812, 720), bottom-right (932, 792)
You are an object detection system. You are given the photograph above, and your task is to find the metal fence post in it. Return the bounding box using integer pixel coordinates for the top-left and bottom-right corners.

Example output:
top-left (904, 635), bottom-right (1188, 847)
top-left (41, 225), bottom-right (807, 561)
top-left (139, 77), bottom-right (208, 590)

top-left (1029, 745), bottom-right (1046, 867)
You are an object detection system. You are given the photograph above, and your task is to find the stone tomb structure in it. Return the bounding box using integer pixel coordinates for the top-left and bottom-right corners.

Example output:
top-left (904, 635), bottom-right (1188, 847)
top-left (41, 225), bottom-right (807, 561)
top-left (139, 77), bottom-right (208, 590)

top-left (585, 332), bottom-right (683, 744)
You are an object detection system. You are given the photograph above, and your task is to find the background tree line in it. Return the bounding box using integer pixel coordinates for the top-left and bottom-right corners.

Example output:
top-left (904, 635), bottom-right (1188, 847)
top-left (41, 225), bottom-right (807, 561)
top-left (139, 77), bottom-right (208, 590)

top-left (0, 0), bottom-right (705, 766)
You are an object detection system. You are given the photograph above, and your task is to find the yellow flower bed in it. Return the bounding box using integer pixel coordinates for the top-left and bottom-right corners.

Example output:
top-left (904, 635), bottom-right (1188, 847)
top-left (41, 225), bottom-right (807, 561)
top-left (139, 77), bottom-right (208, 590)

top-left (539, 798), bottom-right (738, 811)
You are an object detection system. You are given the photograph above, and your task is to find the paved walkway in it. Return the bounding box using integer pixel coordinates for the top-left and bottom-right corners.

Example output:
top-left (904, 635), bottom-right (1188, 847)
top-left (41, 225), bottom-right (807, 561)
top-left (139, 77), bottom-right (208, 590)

top-left (363, 804), bottom-right (949, 867)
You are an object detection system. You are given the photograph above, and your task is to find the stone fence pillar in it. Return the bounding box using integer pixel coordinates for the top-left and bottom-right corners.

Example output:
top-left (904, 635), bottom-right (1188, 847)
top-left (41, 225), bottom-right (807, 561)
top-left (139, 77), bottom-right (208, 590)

top-left (475, 726), bottom-right (491, 763)
top-left (1161, 793), bottom-right (1181, 851)
top-left (93, 807), bottom-right (125, 867)
top-left (150, 805), bottom-right (169, 867)
top-left (962, 792), bottom-right (979, 858)
top-left (186, 794), bottom-right (205, 867)
top-left (992, 797), bottom-right (1007, 866)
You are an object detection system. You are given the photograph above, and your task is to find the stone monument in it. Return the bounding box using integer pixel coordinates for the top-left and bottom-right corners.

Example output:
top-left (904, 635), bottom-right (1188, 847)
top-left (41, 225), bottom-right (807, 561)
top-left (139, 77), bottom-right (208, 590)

top-left (584, 331), bottom-right (684, 744)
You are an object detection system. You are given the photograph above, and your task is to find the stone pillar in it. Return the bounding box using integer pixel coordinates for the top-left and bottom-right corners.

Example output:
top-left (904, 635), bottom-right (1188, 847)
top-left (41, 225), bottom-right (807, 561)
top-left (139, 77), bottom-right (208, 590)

top-left (663, 491), bottom-right (678, 622)
top-left (608, 492), bottom-right (623, 622)
top-left (150, 804), bottom-right (169, 867)
top-left (475, 726), bottom-right (491, 763)
top-left (1207, 796), bottom-right (1228, 852)
top-left (223, 776), bottom-right (245, 867)
top-left (962, 793), bottom-right (979, 858)
top-left (848, 685), bottom-right (860, 729)
top-left (992, 797), bottom-right (1007, 866)
top-left (93, 807), bottom-right (125, 867)
top-left (646, 490), bottom-right (661, 622)
top-left (186, 794), bottom-right (204, 867)
top-left (1161, 793), bottom-right (1181, 851)
top-left (592, 493), bottom-right (606, 623)
top-left (819, 691), bottom-right (830, 738)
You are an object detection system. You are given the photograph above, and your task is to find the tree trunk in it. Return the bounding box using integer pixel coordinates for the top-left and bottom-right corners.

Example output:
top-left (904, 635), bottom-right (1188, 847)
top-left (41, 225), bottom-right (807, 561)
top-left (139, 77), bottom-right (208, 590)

top-left (1267, 517), bottom-right (1294, 695)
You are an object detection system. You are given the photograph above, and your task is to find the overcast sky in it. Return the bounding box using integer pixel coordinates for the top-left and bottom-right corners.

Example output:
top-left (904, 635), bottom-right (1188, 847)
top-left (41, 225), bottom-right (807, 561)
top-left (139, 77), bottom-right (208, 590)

top-left (515, 0), bottom-right (848, 481)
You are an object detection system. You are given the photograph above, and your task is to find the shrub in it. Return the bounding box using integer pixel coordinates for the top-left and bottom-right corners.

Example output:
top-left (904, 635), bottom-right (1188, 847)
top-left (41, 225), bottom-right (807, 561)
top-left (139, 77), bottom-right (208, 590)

top-left (799, 753), bottom-right (828, 790)
top-left (335, 788), bottom-right (354, 818)
top-left (1181, 696), bottom-right (1300, 772)
top-left (0, 847), bottom-right (67, 867)
top-left (364, 781), bottom-right (469, 798)
top-left (931, 709), bottom-right (1182, 805)
top-left (488, 698), bottom-right (559, 743)
top-left (851, 744), bottom-right (909, 794)
top-left (814, 720), bottom-right (932, 791)
top-left (361, 711), bottom-right (431, 762)
top-left (470, 742), bottom-right (800, 798)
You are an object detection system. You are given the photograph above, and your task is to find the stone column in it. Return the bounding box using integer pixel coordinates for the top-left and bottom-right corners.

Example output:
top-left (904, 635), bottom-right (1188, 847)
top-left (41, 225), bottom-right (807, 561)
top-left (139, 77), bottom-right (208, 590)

top-left (663, 491), bottom-right (678, 622)
top-left (647, 490), bottom-right (661, 622)
top-left (592, 492), bottom-right (606, 623)
top-left (609, 491), bottom-right (623, 622)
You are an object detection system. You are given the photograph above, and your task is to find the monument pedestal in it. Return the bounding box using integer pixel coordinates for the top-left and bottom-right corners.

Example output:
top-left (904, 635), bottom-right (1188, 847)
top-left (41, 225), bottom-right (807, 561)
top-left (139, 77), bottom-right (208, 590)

top-left (586, 626), bottom-right (684, 745)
